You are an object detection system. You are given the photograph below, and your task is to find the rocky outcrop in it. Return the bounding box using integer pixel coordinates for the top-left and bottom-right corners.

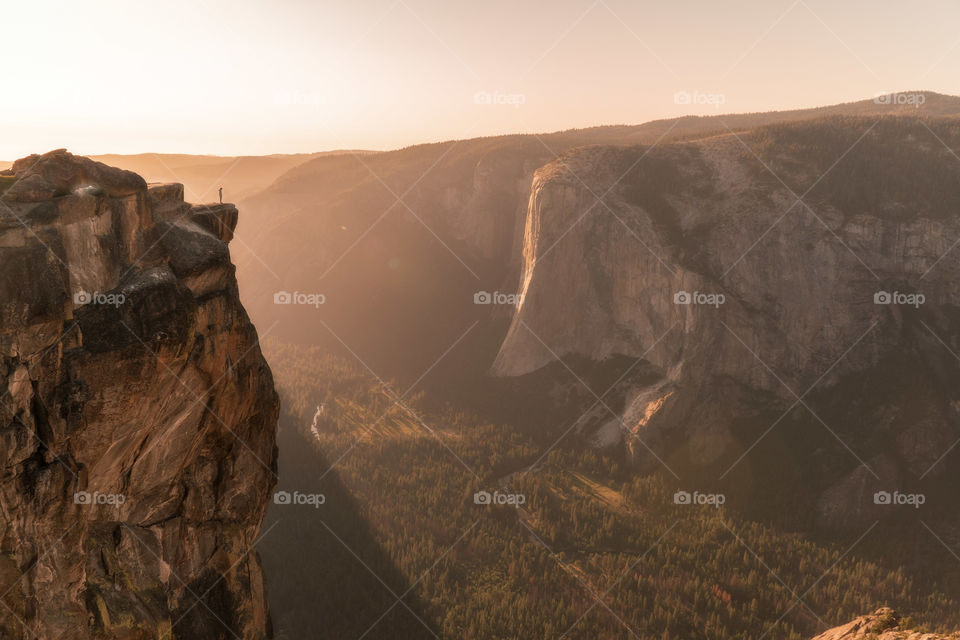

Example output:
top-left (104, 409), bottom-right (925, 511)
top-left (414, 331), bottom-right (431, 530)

top-left (4, 150), bottom-right (146, 201)
top-left (493, 117), bottom-right (960, 526)
top-left (811, 608), bottom-right (960, 639)
top-left (0, 151), bottom-right (278, 639)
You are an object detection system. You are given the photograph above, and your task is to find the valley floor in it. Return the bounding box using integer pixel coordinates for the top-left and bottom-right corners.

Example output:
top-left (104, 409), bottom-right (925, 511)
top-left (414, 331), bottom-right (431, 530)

top-left (258, 341), bottom-right (960, 640)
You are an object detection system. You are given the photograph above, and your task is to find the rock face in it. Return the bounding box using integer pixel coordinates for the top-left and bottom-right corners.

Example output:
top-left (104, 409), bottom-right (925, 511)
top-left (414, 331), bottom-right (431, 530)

top-left (811, 608), bottom-right (960, 639)
top-left (0, 151), bottom-right (278, 639)
top-left (229, 94), bottom-right (960, 380)
top-left (493, 117), bottom-right (960, 526)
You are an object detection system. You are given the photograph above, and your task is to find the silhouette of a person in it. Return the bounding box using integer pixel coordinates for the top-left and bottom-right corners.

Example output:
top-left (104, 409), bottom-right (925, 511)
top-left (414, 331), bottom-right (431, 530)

top-left (218, 187), bottom-right (223, 204)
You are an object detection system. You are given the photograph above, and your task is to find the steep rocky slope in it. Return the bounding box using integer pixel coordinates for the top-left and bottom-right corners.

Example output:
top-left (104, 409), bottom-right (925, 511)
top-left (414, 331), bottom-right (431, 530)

top-left (0, 151), bottom-right (278, 639)
top-left (811, 608), bottom-right (960, 639)
top-left (494, 116), bottom-right (960, 527)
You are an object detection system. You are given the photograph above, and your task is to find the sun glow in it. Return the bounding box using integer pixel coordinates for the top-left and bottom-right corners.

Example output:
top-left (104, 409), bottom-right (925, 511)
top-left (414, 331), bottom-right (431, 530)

top-left (1, 0), bottom-right (959, 159)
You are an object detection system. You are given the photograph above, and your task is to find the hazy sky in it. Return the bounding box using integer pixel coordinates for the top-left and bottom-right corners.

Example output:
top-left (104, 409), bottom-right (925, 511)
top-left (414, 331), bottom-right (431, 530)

top-left (2, 0), bottom-right (959, 158)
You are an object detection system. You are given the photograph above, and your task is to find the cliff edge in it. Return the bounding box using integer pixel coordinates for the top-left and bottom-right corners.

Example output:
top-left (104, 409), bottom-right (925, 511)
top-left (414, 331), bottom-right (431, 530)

top-left (811, 608), bottom-right (960, 639)
top-left (0, 150), bottom-right (279, 639)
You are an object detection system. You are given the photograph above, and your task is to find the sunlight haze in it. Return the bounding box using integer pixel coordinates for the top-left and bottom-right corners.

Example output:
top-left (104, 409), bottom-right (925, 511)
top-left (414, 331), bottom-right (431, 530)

top-left (6, 2), bottom-right (960, 638)
top-left (1, 0), bottom-right (958, 158)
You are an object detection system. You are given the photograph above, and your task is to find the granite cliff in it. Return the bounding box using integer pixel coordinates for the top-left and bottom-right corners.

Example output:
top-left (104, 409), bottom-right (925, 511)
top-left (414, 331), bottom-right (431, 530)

top-left (0, 150), bottom-right (278, 639)
top-left (228, 94), bottom-right (960, 382)
top-left (493, 116), bottom-right (960, 527)
top-left (811, 608), bottom-right (960, 640)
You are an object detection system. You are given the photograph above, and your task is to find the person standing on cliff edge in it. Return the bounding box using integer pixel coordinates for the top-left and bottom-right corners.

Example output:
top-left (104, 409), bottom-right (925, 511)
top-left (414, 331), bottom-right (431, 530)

top-left (218, 186), bottom-right (223, 204)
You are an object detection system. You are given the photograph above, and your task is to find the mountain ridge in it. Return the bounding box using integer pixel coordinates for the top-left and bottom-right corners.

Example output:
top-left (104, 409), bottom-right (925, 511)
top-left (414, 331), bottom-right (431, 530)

top-left (227, 92), bottom-right (960, 383)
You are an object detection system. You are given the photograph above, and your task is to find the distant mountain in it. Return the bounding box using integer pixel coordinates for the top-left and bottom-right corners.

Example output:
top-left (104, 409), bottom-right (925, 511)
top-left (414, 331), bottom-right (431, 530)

top-left (230, 92), bottom-right (960, 379)
top-left (494, 115), bottom-right (960, 531)
top-left (582, 90), bottom-right (960, 146)
top-left (4, 91), bottom-right (957, 204)
top-left (227, 96), bottom-right (960, 534)
top-left (2, 151), bottom-right (372, 203)
top-left (89, 150), bottom-right (373, 202)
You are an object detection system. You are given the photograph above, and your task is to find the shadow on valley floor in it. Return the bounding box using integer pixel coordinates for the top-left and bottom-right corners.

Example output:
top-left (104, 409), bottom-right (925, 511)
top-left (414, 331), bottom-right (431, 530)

top-left (260, 414), bottom-right (436, 640)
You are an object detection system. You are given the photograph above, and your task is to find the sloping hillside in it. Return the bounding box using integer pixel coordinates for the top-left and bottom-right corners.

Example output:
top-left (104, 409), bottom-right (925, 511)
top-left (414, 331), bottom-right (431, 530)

top-left (89, 151), bottom-right (371, 201)
top-left (2, 151), bottom-right (372, 203)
